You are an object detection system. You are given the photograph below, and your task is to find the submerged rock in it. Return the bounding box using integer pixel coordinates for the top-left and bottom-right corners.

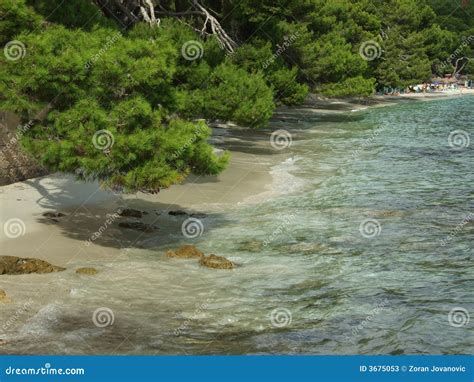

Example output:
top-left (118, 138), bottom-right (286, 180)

top-left (281, 242), bottom-right (330, 254)
top-left (118, 221), bottom-right (158, 232)
top-left (0, 256), bottom-right (65, 275)
top-left (75, 267), bottom-right (98, 275)
top-left (190, 213), bottom-right (208, 219)
top-left (239, 239), bottom-right (264, 252)
top-left (166, 245), bottom-right (204, 259)
top-left (42, 211), bottom-right (66, 218)
top-left (199, 254), bottom-right (234, 269)
top-left (118, 208), bottom-right (143, 218)
top-left (168, 210), bottom-right (188, 216)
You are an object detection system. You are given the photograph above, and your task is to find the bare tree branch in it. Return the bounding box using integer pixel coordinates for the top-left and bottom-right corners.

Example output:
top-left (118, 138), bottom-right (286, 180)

top-left (452, 56), bottom-right (472, 77)
top-left (92, 0), bottom-right (236, 52)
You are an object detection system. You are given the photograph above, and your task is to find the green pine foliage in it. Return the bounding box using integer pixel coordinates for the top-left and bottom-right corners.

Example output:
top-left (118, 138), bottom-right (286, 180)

top-left (1, 0), bottom-right (472, 192)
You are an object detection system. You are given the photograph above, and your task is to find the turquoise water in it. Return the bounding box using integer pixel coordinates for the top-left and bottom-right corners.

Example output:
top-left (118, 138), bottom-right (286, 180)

top-left (2, 97), bottom-right (472, 354)
top-left (189, 96), bottom-right (473, 354)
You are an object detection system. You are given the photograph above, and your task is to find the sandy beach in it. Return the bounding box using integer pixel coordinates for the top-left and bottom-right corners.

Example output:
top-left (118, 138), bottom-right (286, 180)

top-left (2, 91), bottom-right (473, 271)
top-left (1, 93), bottom-right (473, 355)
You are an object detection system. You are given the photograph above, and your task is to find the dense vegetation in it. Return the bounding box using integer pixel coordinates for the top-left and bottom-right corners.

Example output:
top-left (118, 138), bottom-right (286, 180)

top-left (0, 0), bottom-right (472, 192)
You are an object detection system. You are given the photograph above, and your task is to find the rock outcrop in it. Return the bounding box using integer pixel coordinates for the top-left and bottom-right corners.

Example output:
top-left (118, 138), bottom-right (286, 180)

top-left (0, 256), bottom-right (65, 275)
top-left (166, 245), bottom-right (204, 259)
top-left (0, 111), bottom-right (47, 186)
top-left (199, 254), bottom-right (234, 269)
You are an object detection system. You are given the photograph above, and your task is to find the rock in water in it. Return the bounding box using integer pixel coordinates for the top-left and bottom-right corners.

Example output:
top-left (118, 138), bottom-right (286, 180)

top-left (166, 245), bottom-right (204, 259)
top-left (42, 211), bottom-right (66, 218)
top-left (118, 221), bottom-right (158, 232)
top-left (199, 254), bottom-right (234, 269)
top-left (118, 208), bottom-right (143, 218)
top-left (168, 210), bottom-right (188, 216)
top-left (190, 213), bottom-right (208, 219)
top-left (75, 267), bottom-right (98, 275)
top-left (239, 240), bottom-right (263, 252)
top-left (0, 256), bottom-right (65, 275)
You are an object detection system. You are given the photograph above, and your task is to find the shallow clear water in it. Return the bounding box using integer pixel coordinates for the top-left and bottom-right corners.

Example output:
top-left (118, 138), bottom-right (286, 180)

top-left (2, 96), bottom-right (473, 354)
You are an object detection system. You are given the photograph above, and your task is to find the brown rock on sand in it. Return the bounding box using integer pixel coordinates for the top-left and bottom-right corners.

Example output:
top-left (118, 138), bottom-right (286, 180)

top-left (166, 245), bottom-right (204, 259)
top-left (0, 256), bottom-right (65, 275)
top-left (75, 267), bottom-right (98, 275)
top-left (0, 289), bottom-right (12, 303)
top-left (199, 254), bottom-right (234, 269)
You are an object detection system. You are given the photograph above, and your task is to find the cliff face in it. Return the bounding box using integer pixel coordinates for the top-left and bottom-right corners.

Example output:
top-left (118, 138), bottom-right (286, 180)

top-left (0, 112), bottom-right (47, 186)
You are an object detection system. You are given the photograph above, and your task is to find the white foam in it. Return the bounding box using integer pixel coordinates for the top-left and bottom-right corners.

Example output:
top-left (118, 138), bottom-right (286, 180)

top-left (242, 156), bottom-right (307, 203)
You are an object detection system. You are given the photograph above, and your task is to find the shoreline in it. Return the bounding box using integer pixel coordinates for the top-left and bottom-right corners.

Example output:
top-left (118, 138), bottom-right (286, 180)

top-left (1, 90), bottom-right (472, 269)
top-left (0, 92), bottom-right (472, 355)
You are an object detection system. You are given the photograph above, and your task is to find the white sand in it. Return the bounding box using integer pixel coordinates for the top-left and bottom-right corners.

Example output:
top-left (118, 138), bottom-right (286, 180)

top-left (0, 148), bottom-right (276, 271)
